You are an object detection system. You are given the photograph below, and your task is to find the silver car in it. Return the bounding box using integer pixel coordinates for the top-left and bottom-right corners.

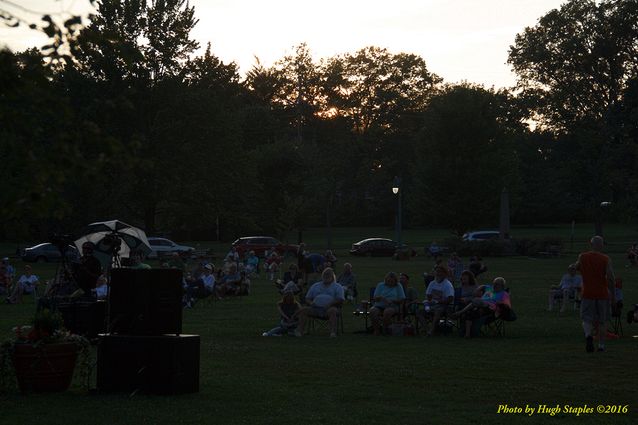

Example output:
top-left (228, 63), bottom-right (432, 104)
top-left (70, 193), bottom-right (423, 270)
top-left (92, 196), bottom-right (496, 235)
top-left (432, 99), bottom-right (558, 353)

top-left (146, 237), bottom-right (194, 259)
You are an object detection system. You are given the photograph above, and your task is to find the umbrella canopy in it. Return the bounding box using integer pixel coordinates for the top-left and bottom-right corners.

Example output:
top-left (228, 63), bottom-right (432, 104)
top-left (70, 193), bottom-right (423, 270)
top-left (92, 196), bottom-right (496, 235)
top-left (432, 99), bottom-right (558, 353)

top-left (75, 220), bottom-right (151, 269)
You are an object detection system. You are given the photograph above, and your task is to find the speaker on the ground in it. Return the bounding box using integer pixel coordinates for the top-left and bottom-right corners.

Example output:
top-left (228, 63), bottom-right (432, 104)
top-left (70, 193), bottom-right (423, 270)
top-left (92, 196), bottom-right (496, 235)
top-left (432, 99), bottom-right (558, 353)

top-left (109, 268), bottom-right (183, 335)
top-left (96, 333), bottom-right (200, 394)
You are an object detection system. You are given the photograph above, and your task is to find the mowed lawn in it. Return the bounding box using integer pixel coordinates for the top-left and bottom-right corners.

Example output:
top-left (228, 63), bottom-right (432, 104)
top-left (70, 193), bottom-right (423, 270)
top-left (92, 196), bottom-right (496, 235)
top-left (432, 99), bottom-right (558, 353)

top-left (0, 226), bottom-right (637, 425)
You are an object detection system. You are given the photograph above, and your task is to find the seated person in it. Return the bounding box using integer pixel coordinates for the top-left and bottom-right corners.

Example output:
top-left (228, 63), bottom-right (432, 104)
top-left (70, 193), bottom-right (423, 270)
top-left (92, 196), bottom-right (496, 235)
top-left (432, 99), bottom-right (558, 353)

top-left (369, 272), bottom-right (406, 336)
top-left (453, 277), bottom-right (512, 338)
top-left (295, 268), bottom-right (344, 337)
top-left (324, 250), bottom-right (337, 267)
top-left (129, 250), bottom-right (151, 269)
top-left (447, 252), bottom-right (463, 284)
top-left (278, 263), bottom-right (304, 295)
top-left (238, 271), bottom-right (251, 295)
top-left (548, 264), bottom-right (582, 312)
top-left (224, 247), bottom-right (240, 264)
top-left (216, 263), bottom-right (242, 298)
top-left (418, 265), bottom-right (454, 336)
top-left (468, 256), bottom-right (488, 278)
top-left (265, 252), bottom-right (282, 281)
top-left (428, 241), bottom-right (443, 258)
top-left (262, 290), bottom-right (301, 336)
top-left (93, 274), bottom-right (109, 300)
top-left (336, 262), bottom-right (356, 301)
top-left (6, 265), bottom-right (39, 304)
top-left (168, 252), bottom-right (186, 272)
top-left (304, 252), bottom-right (326, 281)
top-left (1, 257), bottom-right (15, 280)
top-left (244, 251), bottom-right (260, 275)
top-left (457, 270), bottom-right (478, 308)
top-left (184, 263), bottom-right (216, 307)
top-left (399, 273), bottom-right (419, 316)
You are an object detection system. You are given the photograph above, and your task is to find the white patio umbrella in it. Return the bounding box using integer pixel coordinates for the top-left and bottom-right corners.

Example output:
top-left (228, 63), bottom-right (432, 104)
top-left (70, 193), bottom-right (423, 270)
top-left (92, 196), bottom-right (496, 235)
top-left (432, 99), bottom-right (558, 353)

top-left (74, 220), bottom-right (151, 269)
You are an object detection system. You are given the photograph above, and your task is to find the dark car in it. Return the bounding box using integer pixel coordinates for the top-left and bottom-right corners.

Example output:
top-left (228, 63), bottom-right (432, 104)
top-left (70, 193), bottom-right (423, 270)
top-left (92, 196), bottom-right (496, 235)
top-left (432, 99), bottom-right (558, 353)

top-left (21, 243), bottom-right (79, 262)
top-left (349, 238), bottom-right (416, 257)
top-left (232, 236), bottom-right (299, 258)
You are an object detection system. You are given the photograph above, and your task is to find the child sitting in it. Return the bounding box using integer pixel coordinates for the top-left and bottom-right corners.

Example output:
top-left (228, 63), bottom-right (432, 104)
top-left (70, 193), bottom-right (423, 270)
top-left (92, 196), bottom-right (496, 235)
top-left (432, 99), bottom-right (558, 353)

top-left (262, 290), bottom-right (301, 336)
top-left (265, 252), bottom-right (282, 281)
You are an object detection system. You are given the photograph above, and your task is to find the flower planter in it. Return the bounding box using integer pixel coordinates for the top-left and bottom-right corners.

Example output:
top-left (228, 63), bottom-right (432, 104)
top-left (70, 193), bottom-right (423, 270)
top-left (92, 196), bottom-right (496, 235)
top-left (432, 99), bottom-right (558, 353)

top-left (12, 342), bottom-right (78, 393)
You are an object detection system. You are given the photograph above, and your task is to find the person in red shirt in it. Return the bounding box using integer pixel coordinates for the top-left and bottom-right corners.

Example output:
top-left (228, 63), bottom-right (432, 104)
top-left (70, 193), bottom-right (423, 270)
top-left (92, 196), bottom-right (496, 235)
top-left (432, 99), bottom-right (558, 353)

top-left (576, 236), bottom-right (616, 352)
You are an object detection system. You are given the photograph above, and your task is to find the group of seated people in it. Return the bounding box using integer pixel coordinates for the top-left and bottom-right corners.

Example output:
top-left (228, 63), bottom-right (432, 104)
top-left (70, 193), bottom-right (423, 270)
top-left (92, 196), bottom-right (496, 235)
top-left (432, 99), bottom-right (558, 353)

top-left (2, 262), bottom-right (39, 304)
top-left (273, 261), bottom-right (357, 303)
top-left (366, 264), bottom-right (512, 337)
top-left (224, 247), bottom-right (283, 281)
top-left (263, 267), bottom-right (345, 337)
top-left (261, 255), bottom-right (513, 338)
top-left (183, 260), bottom-right (252, 308)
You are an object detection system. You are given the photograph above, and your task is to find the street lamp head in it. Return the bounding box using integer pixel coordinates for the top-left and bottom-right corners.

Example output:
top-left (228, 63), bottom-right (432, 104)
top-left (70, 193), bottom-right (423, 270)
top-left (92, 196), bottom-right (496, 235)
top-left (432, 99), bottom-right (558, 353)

top-left (392, 176), bottom-right (401, 195)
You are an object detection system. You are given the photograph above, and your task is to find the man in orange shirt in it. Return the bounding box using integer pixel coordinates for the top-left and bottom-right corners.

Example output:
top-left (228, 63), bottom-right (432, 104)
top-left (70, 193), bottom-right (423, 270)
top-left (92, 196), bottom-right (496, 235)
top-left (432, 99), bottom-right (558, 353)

top-left (576, 236), bottom-right (616, 352)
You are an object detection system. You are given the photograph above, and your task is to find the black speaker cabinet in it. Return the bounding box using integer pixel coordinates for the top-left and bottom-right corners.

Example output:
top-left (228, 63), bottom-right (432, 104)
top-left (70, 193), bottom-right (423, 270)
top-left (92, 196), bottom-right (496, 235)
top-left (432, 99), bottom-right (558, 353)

top-left (97, 334), bottom-right (199, 394)
top-left (109, 268), bottom-right (183, 335)
top-left (58, 300), bottom-right (106, 338)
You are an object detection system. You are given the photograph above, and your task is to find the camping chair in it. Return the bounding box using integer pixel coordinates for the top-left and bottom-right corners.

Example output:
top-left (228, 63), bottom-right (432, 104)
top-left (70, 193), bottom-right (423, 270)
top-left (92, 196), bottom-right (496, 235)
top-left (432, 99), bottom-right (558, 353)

top-left (352, 287), bottom-right (376, 332)
top-left (401, 300), bottom-right (421, 333)
top-left (353, 287), bottom-right (404, 334)
top-left (609, 278), bottom-right (623, 336)
top-left (307, 308), bottom-right (344, 335)
top-left (479, 304), bottom-right (517, 337)
top-left (609, 301), bottom-right (623, 337)
top-left (553, 287), bottom-right (581, 315)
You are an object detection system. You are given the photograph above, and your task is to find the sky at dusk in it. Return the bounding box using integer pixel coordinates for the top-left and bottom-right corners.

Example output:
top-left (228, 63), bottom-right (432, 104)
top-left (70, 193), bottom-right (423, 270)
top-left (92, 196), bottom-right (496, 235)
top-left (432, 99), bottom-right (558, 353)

top-left (0, 0), bottom-right (568, 87)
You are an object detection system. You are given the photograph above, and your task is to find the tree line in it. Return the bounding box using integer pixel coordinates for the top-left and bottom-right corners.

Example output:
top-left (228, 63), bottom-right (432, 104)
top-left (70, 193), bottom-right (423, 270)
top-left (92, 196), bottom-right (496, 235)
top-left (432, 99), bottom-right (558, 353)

top-left (1, 0), bottom-right (637, 242)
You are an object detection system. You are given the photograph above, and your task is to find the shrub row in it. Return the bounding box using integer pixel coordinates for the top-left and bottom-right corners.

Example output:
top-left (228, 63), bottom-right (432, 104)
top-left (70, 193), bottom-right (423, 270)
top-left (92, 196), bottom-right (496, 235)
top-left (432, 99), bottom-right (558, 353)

top-left (441, 237), bottom-right (564, 257)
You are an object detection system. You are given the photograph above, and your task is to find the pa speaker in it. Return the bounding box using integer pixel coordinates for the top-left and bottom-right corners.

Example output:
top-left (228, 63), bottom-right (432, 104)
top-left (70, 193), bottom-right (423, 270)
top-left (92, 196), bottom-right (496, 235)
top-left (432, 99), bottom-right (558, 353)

top-left (109, 268), bottom-right (183, 335)
top-left (97, 333), bottom-right (199, 394)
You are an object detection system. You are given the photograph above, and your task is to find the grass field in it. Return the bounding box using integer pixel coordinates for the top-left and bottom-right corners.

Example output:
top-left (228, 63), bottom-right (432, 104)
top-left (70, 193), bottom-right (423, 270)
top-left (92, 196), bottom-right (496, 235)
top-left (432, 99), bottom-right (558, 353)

top-left (0, 225), bottom-right (637, 424)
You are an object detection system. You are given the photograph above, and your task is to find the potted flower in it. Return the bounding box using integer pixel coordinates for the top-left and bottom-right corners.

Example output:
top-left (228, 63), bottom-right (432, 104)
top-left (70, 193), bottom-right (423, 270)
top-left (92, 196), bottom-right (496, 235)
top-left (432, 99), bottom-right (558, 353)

top-left (0, 308), bottom-right (91, 393)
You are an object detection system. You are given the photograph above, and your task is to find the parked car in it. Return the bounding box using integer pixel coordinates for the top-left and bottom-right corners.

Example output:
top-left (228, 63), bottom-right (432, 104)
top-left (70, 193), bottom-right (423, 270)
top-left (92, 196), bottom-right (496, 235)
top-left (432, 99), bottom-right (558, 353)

top-left (349, 238), bottom-right (416, 257)
top-left (231, 236), bottom-right (299, 258)
top-left (147, 237), bottom-right (195, 259)
top-left (21, 243), bottom-right (79, 262)
top-left (462, 230), bottom-right (502, 241)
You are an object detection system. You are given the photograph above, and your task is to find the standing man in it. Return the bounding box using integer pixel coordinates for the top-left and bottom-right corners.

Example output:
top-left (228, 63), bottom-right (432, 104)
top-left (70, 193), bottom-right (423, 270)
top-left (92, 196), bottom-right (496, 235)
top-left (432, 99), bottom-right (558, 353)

top-left (576, 236), bottom-right (616, 352)
top-left (74, 242), bottom-right (103, 296)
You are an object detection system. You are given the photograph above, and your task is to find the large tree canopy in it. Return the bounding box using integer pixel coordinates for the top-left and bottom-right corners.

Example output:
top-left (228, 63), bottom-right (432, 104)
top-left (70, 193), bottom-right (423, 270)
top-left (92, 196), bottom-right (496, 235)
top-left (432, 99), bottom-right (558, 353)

top-left (508, 0), bottom-right (638, 132)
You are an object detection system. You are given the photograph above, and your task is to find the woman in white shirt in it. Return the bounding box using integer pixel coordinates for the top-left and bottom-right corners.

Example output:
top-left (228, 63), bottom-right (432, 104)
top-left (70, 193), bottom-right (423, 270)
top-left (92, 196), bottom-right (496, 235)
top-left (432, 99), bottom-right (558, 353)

top-left (6, 265), bottom-right (39, 304)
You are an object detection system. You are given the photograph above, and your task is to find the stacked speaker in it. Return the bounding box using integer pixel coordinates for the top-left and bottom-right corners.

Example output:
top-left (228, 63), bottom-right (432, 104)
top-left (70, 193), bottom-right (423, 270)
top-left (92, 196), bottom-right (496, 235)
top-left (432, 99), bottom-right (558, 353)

top-left (97, 269), bottom-right (200, 394)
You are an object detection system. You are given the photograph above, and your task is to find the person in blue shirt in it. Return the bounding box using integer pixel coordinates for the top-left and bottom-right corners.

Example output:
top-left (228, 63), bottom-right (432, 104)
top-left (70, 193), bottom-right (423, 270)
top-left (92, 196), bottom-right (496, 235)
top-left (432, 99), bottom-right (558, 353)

top-left (370, 272), bottom-right (406, 335)
top-left (295, 268), bottom-right (344, 337)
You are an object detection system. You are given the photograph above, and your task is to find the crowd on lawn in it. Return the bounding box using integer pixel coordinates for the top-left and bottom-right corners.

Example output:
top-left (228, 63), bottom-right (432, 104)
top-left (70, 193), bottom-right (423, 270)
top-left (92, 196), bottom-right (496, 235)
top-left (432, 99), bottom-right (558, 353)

top-left (1, 238), bottom-right (636, 347)
top-left (261, 247), bottom-right (515, 338)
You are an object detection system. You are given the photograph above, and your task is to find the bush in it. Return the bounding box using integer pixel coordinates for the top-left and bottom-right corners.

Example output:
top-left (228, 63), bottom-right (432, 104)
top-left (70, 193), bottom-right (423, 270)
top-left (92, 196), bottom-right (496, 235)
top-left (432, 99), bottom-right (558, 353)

top-left (441, 236), bottom-right (563, 257)
top-left (442, 237), bottom-right (515, 257)
top-left (513, 237), bottom-right (563, 256)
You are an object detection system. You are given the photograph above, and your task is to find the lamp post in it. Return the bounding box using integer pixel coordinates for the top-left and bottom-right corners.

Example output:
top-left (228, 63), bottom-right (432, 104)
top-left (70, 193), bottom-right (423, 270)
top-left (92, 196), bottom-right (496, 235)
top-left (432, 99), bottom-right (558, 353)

top-left (392, 176), bottom-right (402, 245)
